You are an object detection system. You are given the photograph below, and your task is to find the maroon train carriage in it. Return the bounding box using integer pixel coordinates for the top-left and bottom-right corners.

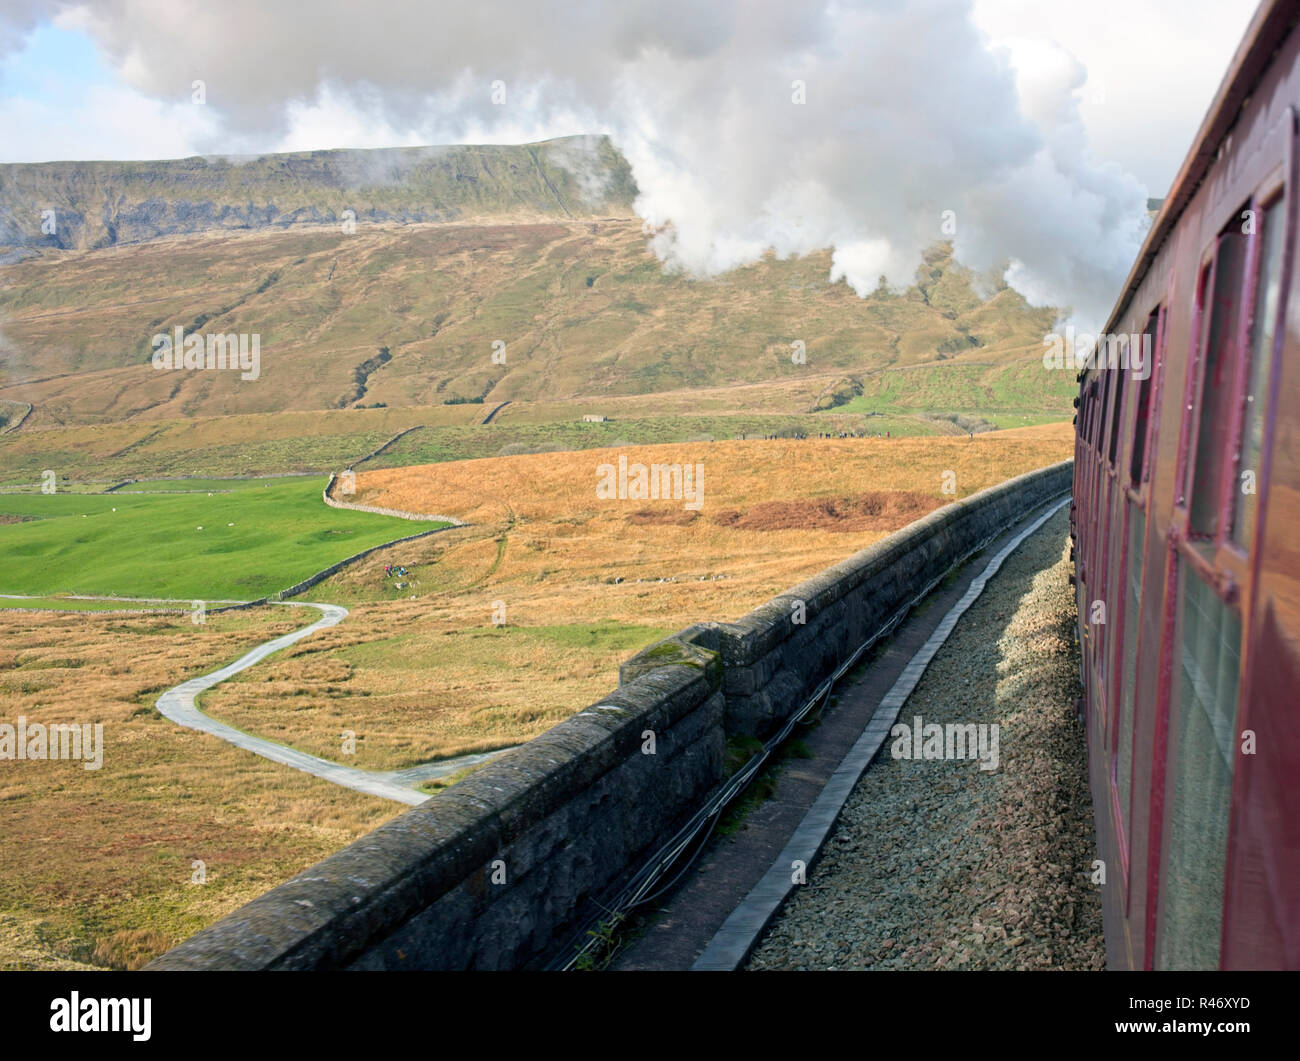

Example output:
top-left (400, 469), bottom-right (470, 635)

top-left (1071, 0), bottom-right (1300, 970)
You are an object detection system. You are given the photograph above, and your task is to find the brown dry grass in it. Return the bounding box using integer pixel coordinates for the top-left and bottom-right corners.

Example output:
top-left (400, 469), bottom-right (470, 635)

top-left (358, 429), bottom-right (1073, 526)
top-left (0, 607), bottom-right (400, 970)
top-left (201, 427), bottom-right (1073, 766)
top-left (712, 490), bottom-right (942, 532)
top-left (0, 425), bottom-right (1070, 968)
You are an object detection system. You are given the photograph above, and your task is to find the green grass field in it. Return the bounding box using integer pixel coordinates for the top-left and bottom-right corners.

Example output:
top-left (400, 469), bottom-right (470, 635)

top-left (0, 596), bottom-right (197, 611)
top-left (109, 477), bottom-right (305, 493)
top-left (0, 477), bottom-right (439, 600)
top-left (826, 360), bottom-right (1075, 420)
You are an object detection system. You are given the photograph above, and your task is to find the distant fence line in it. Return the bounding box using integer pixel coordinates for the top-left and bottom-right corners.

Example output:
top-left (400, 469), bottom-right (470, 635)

top-left (349, 425), bottom-right (425, 468)
top-left (104, 471), bottom-right (319, 492)
top-left (322, 473), bottom-right (465, 525)
top-left (213, 482), bottom-right (467, 609)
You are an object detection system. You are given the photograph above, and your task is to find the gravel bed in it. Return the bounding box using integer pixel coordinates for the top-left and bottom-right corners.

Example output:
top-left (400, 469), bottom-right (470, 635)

top-left (746, 509), bottom-right (1104, 970)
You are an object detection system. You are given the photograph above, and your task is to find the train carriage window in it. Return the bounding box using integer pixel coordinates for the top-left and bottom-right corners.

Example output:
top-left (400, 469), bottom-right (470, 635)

top-left (1188, 220), bottom-right (1248, 539)
top-left (1098, 370), bottom-right (1113, 457)
top-left (1231, 196), bottom-right (1286, 549)
top-left (1129, 310), bottom-right (1161, 487)
top-left (1157, 567), bottom-right (1242, 969)
top-left (1107, 339), bottom-right (1127, 467)
top-left (1116, 503), bottom-right (1145, 856)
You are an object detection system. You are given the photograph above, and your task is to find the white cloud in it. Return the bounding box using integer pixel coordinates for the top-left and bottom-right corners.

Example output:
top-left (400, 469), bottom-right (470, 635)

top-left (971, 0), bottom-right (1259, 194)
top-left (0, 0), bottom-right (1263, 327)
top-left (0, 82), bottom-right (216, 162)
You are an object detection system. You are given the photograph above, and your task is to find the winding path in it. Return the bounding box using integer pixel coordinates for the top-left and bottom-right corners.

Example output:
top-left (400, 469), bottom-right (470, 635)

top-left (4, 593), bottom-right (507, 805)
top-left (153, 601), bottom-right (509, 805)
top-left (2, 487), bottom-right (502, 804)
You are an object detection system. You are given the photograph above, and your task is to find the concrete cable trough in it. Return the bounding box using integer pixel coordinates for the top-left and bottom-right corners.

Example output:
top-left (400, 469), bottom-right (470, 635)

top-left (694, 496), bottom-right (1072, 969)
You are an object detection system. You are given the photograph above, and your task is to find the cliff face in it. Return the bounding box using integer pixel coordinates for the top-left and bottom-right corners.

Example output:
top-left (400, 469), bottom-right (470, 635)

top-left (0, 135), bottom-right (638, 257)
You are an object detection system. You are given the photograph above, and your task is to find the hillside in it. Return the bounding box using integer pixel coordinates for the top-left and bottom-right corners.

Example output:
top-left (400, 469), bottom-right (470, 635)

top-left (0, 135), bottom-right (636, 257)
top-left (0, 133), bottom-right (1073, 477)
top-left (0, 221), bottom-right (1063, 430)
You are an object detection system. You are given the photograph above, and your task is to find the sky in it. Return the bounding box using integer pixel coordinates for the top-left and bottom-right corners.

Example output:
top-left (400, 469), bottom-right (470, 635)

top-left (0, 0), bottom-right (1265, 325)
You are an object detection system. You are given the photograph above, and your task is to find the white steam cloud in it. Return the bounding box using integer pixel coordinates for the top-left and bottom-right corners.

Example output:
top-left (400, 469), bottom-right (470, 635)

top-left (6, 0), bottom-right (1151, 326)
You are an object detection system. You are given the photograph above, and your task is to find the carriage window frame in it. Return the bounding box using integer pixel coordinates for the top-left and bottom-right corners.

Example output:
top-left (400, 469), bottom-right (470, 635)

top-left (1098, 368), bottom-right (1114, 460)
top-left (1151, 107), bottom-right (1292, 969)
top-left (1108, 342), bottom-right (1128, 469)
top-left (1186, 215), bottom-right (1250, 544)
top-left (1108, 298), bottom-right (1163, 904)
top-left (1129, 306), bottom-right (1164, 491)
top-left (1223, 190), bottom-right (1288, 557)
top-left (1176, 260), bottom-right (1215, 512)
top-left (1174, 113), bottom-right (1290, 572)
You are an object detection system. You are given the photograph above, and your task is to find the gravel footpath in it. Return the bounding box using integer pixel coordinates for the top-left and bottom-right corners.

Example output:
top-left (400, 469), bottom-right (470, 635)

top-left (746, 509), bottom-right (1104, 970)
